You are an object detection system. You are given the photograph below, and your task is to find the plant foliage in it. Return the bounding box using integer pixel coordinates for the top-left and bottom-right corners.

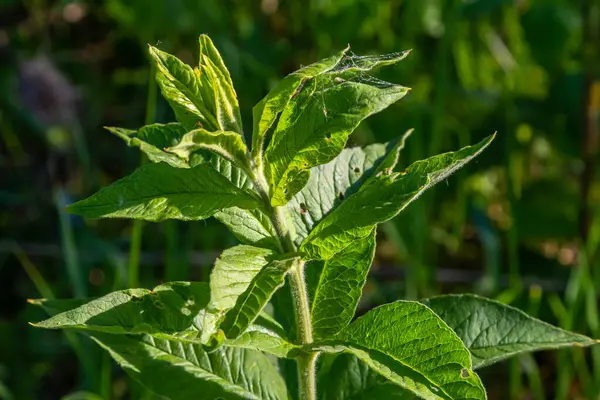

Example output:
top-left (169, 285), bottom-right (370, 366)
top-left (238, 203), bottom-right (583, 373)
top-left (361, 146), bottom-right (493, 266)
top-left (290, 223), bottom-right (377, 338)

top-left (32, 35), bottom-right (597, 400)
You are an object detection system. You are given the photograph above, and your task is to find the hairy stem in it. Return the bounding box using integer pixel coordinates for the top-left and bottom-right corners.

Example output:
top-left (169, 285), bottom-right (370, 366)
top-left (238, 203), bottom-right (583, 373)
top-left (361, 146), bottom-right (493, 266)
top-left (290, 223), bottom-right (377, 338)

top-left (253, 172), bottom-right (317, 400)
top-left (288, 258), bottom-right (317, 400)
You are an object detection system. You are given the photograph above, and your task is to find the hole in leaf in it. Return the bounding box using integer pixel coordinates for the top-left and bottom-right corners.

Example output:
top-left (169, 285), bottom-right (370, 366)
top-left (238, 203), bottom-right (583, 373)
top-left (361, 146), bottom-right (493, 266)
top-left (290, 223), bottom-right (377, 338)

top-left (338, 192), bottom-right (344, 201)
top-left (131, 296), bottom-right (143, 303)
top-left (460, 368), bottom-right (470, 379)
top-left (325, 133), bottom-right (331, 141)
top-left (353, 167), bottom-right (360, 173)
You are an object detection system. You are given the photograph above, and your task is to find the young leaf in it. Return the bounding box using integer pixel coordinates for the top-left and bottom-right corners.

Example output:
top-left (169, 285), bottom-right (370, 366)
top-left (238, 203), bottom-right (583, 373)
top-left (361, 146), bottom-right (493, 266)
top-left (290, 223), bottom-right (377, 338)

top-left (311, 229), bottom-right (376, 339)
top-left (220, 256), bottom-right (298, 339)
top-left (149, 36), bottom-right (242, 134)
top-left (252, 47), bottom-right (348, 164)
top-left (166, 128), bottom-right (253, 175)
top-left (149, 45), bottom-right (214, 130)
top-left (67, 162), bottom-right (262, 221)
top-left (310, 301), bottom-right (487, 400)
top-left (263, 50), bottom-right (411, 206)
top-left (198, 35), bottom-right (243, 134)
top-left (288, 138), bottom-right (406, 245)
top-left (33, 282), bottom-right (210, 337)
top-left (92, 333), bottom-right (289, 400)
top-left (422, 294), bottom-right (598, 369)
top-left (301, 134), bottom-right (495, 260)
top-left (106, 123), bottom-right (190, 168)
top-left (322, 354), bottom-right (414, 400)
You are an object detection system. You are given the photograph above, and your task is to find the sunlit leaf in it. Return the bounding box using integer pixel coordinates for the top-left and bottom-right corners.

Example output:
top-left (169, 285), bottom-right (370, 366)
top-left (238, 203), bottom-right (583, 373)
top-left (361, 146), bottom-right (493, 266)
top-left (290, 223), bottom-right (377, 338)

top-left (67, 162), bottom-right (262, 221)
top-left (167, 128), bottom-right (252, 175)
top-left (262, 49), bottom-right (411, 205)
top-left (92, 334), bottom-right (288, 400)
top-left (311, 229), bottom-right (376, 339)
top-left (310, 301), bottom-right (486, 400)
top-left (33, 282), bottom-right (209, 338)
top-left (220, 255), bottom-right (297, 339)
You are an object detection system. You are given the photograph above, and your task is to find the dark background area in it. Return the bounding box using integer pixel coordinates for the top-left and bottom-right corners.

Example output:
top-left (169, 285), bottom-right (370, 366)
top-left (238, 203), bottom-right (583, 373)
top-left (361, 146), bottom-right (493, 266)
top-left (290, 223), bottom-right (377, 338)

top-left (1, 0), bottom-right (599, 399)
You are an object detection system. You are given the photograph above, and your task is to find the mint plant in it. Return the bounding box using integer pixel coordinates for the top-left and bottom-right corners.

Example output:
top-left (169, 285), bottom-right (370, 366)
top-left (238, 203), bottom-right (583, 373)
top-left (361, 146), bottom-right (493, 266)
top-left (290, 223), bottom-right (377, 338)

top-left (32, 35), bottom-right (597, 400)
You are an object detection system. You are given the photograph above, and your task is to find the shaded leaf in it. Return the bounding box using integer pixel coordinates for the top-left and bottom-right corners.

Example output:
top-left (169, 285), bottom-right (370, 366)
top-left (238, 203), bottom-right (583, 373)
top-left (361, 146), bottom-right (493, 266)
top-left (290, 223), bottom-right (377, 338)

top-left (311, 229), bottom-right (376, 339)
top-left (310, 301), bottom-right (487, 400)
top-left (422, 294), bottom-right (598, 369)
top-left (106, 123), bottom-right (190, 168)
top-left (92, 334), bottom-right (288, 400)
top-left (301, 134), bottom-right (495, 260)
top-left (263, 50), bottom-right (411, 205)
top-left (225, 315), bottom-right (299, 358)
top-left (208, 157), bottom-right (279, 249)
top-left (220, 256), bottom-right (297, 339)
top-left (288, 141), bottom-right (399, 245)
top-left (67, 162), bottom-right (261, 221)
top-left (322, 354), bottom-right (414, 400)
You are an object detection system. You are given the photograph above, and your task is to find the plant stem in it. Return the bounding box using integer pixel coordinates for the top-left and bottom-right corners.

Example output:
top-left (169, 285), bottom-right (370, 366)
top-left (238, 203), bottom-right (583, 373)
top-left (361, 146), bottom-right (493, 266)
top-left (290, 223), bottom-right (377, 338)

top-left (253, 164), bottom-right (317, 399)
top-left (289, 259), bottom-right (317, 400)
top-left (272, 206), bottom-right (317, 400)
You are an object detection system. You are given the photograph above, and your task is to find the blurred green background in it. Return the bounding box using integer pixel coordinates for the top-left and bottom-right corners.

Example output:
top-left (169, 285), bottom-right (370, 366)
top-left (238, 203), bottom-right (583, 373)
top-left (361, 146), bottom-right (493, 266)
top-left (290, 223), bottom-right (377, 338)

top-left (1, 0), bottom-right (600, 399)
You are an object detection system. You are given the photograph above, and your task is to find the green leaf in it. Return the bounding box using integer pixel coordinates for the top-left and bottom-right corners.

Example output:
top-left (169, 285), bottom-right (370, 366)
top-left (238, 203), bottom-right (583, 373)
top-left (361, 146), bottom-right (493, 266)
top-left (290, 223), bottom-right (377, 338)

top-left (288, 138), bottom-right (407, 245)
top-left (210, 246), bottom-right (276, 312)
top-left (166, 128), bottom-right (252, 175)
top-left (106, 123), bottom-right (190, 168)
top-left (149, 36), bottom-right (242, 134)
top-left (422, 294), bottom-right (599, 369)
top-left (92, 333), bottom-right (288, 400)
top-left (263, 50), bottom-right (411, 206)
top-left (33, 282), bottom-right (209, 338)
top-left (220, 255), bottom-right (297, 339)
top-left (225, 315), bottom-right (299, 358)
top-left (310, 301), bottom-right (487, 400)
top-left (149, 45), bottom-right (213, 131)
top-left (205, 245), bottom-right (275, 339)
top-left (208, 157), bottom-right (280, 249)
top-left (214, 206), bottom-right (279, 250)
top-left (311, 229), bottom-right (376, 339)
top-left (251, 47), bottom-right (349, 164)
top-left (301, 134), bottom-right (495, 260)
top-left (322, 354), bottom-right (414, 400)
top-left (31, 284), bottom-right (298, 359)
top-left (198, 35), bottom-right (243, 134)
top-left (67, 162), bottom-right (261, 221)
